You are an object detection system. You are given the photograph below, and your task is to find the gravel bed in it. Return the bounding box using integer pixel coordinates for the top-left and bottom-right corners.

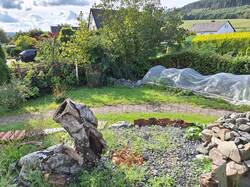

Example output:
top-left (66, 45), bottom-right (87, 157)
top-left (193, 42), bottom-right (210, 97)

top-left (100, 125), bottom-right (202, 187)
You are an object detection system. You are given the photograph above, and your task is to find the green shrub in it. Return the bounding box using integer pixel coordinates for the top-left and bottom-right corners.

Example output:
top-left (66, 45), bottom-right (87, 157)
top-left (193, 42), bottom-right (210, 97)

top-left (149, 49), bottom-right (250, 75)
top-left (0, 58), bottom-right (9, 85)
top-left (0, 80), bottom-right (38, 110)
top-left (15, 35), bottom-right (37, 50)
top-left (184, 123), bottom-right (206, 140)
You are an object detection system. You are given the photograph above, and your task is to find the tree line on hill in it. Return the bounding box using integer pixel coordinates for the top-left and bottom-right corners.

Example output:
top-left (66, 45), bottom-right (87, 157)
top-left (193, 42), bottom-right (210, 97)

top-left (183, 0), bottom-right (250, 10)
top-left (181, 0), bottom-right (250, 19)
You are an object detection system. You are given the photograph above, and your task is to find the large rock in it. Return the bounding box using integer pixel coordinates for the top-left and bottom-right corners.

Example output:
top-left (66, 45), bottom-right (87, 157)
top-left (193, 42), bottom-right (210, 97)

top-left (217, 141), bottom-right (241, 163)
top-left (226, 161), bottom-right (248, 176)
top-left (209, 148), bottom-right (226, 166)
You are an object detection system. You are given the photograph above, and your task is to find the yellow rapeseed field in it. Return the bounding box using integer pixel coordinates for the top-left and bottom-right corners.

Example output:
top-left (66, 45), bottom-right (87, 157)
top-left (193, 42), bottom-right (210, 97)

top-left (192, 32), bottom-right (250, 43)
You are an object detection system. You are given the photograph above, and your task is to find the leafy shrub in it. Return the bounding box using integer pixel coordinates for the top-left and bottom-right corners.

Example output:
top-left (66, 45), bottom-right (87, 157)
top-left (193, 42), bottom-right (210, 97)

top-left (24, 62), bottom-right (84, 94)
top-left (0, 80), bottom-right (38, 110)
top-left (149, 49), bottom-right (250, 75)
top-left (184, 123), bottom-right (206, 140)
top-left (0, 58), bottom-right (9, 85)
top-left (15, 35), bottom-right (37, 50)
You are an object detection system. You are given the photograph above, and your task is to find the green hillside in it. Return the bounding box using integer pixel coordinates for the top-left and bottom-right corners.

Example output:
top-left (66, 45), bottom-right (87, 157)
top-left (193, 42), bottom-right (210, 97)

top-left (183, 0), bottom-right (250, 10)
top-left (182, 19), bottom-right (250, 32)
top-left (181, 0), bottom-right (250, 19)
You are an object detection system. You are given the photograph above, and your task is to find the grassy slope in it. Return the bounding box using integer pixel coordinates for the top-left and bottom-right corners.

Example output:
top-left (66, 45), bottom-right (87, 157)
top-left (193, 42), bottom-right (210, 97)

top-left (0, 112), bottom-right (217, 132)
top-left (183, 19), bottom-right (250, 32)
top-left (0, 86), bottom-right (249, 117)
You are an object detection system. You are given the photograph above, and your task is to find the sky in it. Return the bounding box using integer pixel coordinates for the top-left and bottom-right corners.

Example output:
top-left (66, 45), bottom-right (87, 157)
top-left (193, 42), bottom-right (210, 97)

top-left (0, 0), bottom-right (198, 32)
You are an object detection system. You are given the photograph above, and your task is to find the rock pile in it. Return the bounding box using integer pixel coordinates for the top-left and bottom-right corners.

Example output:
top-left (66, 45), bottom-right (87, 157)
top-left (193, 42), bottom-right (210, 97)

top-left (199, 112), bottom-right (250, 187)
top-left (17, 99), bottom-right (107, 186)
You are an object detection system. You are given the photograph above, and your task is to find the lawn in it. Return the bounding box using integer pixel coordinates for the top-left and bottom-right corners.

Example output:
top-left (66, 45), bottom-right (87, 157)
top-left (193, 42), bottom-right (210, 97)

top-left (0, 86), bottom-right (249, 117)
top-left (183, 19), bottom-right (250, 32)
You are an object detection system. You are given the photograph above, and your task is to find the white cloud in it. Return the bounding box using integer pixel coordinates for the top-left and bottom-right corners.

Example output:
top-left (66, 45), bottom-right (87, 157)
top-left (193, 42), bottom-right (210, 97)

top-left (0, 0), bottom-right (24, 9)
top-left (34, 0), bottom-right (90, 6)
top-left (0, 0), bottom-right (199, 32)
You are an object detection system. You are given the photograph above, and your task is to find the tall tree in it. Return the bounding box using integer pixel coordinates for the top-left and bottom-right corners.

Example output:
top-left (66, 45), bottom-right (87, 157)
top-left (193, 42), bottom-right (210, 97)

top-left (0, 29), bottom-right (8, 43)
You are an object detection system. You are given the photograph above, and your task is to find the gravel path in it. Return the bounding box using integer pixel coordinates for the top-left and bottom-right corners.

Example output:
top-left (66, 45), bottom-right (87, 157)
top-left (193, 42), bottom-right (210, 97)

top-left (0, 103), bottom-right (231, 125)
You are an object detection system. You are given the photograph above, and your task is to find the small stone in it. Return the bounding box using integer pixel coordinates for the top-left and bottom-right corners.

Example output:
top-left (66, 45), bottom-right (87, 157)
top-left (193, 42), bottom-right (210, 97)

top-left (197, 145), bottom-right (209, 155)
top-left (217, 128), bottom-right (231, 141)
top-left (201, 129), bottom-right (213, 142)
top-left (225, 118), bottom-right (236, 125)
top-left (246, 112), bottom-right (250, 120)
top-left (217, 141), bottom-right (241, 163)
top-left (195, 154), bottom-right (209, 160)
top-left (239, 124), bottom-right (250, 132)
top-left (239, 143), bottom-right (250, 160)
top-left (238, 131), bottom-right (250, 142)
top-left (223, 123), bottom-right (236, 130)
top-left (212, 126), bottom-right (221, 133)
top-left (244, 160), bottom-right (250, 168)
top-left (236, 118), bottom-right (249, 125)
top-left (234, 137), bottom-right (241, 145)
top-left (110, 121), bottom-right (132, 129)
top-left (224, 131), bottom-right (234, 141)
top-left (238, 144), bottom-right (244, 149)
top-left (230, 113), bottom-right (246, 119)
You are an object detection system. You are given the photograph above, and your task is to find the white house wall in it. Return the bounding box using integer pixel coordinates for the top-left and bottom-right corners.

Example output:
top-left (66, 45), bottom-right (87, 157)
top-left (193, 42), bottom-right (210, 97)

top-left (217, 22), bottom-right (235, 34)
top-left (89, 12), bottom-right (97, 31)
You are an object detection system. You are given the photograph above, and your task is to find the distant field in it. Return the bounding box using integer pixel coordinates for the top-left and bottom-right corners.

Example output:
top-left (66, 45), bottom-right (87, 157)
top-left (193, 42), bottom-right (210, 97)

top-left (183, 19), bottom-right (250, 32)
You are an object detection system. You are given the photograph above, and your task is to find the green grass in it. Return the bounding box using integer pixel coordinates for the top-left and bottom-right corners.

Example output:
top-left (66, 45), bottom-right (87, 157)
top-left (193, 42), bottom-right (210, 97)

top-left (0, 86), bottom-right (249, 117)
top-left (0, 112), bottom-right (217, 132)
top-left (183, 19), bottom-right (250, 32)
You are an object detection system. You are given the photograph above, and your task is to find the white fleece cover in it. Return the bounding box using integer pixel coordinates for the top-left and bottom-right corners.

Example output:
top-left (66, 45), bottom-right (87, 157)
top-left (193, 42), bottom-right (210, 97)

top-left (141, 65), bottom-right (250, 105)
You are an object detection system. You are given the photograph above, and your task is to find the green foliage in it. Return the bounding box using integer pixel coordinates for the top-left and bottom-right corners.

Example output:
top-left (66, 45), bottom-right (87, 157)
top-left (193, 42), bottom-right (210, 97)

top-left (58, 27), bottom-right (75, 43)
top-left (0, 45), bottom-right (9, 84)
top-left (0, 29), bottom-right (8, 43)
top-left (181, 0), bottom-right (250, 19)
top-left (182, 5), bottom-right (250, 20)
top-left (15, 35), bottom-right (37, 50)
top-left (0, 80), bottom-right (38, 110)
top-left (147, 175), bottom-right (175, 187)
top-left (98, 4), bottom-right (185, 79)
top-left (24, 62), bottom-right (80, 94)
top-left (184, 123), bottom-right (206, 140)
top-left (150, 48), bottom-right (250, 75)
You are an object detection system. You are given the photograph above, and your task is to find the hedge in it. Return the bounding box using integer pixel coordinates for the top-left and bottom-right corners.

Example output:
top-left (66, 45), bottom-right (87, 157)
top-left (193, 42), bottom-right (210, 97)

top-left (149, 49), bottom-right (250, 75)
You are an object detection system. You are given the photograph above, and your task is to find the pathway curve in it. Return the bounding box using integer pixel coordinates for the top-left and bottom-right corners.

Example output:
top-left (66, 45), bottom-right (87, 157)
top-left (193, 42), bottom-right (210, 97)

top-left (0, 103), bottom-right (232, 125)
